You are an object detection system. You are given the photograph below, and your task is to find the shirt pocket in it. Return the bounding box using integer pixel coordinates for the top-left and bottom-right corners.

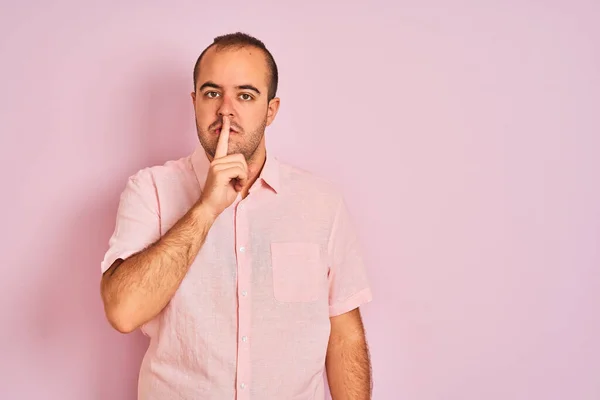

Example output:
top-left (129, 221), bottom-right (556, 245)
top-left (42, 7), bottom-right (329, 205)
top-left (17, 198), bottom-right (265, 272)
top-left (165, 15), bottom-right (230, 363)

top-left (270, 242), bottom-right (324, 303)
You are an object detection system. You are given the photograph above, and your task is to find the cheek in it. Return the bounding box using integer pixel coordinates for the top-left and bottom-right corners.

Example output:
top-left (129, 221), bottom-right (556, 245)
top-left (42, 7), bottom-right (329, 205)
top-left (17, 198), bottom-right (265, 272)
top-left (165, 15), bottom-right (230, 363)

top-left (247, 106), bottom-right (268, 123)
top-left (195, 105), bottom-right (217, 126)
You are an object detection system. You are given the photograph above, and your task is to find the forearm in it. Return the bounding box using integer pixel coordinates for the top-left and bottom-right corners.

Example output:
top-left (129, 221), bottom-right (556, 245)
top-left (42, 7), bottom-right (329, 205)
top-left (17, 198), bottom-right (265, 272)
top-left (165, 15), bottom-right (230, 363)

top-left (101, 202), bottom-right (215, 333)
top-left (326, 335), bottom-right (372, 400)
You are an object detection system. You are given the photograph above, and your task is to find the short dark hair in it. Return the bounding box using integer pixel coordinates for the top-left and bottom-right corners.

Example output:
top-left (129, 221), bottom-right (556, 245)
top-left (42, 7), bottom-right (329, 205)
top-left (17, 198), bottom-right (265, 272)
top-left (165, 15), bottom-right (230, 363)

top-left (193, 32), bottom-right (279, 101)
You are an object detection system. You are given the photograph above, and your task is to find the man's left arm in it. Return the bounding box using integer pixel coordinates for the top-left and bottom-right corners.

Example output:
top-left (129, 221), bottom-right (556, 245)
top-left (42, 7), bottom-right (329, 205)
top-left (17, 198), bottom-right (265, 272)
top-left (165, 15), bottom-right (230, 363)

top-left (326, 196), bottom-right (373, 399)
top-left (326, 308), bottom-right (372, 400)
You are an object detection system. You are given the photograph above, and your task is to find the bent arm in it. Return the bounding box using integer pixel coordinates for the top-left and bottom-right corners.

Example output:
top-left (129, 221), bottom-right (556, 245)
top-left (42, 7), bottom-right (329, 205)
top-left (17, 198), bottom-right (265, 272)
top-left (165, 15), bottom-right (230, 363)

top-left (100, 202), bottom-right (215, 333)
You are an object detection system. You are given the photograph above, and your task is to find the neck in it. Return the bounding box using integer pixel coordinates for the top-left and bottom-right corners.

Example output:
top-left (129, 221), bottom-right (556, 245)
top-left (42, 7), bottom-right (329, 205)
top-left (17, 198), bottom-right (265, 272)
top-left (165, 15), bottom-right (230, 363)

top-left (241, 147), bottom-right (266, 197)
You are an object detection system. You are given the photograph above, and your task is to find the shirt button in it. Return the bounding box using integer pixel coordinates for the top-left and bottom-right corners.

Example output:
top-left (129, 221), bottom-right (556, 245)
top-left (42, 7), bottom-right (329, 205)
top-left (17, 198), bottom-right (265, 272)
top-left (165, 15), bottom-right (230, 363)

top-left (240, 383), bottom-right (246, 389)
top-left (242, 336), bottom-right (248, 342)
top-left (239, 246), bottom-right (246, 252)
top-left (242, 291), bottom-right (247, 297)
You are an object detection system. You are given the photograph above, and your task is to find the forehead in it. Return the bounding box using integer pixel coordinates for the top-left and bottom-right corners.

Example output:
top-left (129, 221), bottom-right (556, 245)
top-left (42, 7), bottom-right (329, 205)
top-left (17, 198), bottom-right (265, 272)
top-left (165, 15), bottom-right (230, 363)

top-left (197, 46), bottom-right (269, 89)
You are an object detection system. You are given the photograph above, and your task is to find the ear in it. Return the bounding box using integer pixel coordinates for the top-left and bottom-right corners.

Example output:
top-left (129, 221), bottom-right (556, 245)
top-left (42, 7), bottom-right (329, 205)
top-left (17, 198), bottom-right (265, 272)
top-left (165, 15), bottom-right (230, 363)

top-left (191, 91), bottom-right (196, 107)
top-left (266, 97), bottom-right (280, 126)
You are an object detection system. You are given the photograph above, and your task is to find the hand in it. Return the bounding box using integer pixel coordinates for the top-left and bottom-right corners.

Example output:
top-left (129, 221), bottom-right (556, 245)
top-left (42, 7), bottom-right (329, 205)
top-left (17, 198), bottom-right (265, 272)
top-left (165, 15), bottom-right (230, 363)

top-left (198, 116), bottom-right (248, 218)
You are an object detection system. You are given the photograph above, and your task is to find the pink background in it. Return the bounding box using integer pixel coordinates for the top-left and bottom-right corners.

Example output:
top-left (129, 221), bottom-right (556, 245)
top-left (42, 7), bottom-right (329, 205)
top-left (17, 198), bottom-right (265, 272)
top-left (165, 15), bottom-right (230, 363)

top-left (1, 1), bottom-right (599, 399)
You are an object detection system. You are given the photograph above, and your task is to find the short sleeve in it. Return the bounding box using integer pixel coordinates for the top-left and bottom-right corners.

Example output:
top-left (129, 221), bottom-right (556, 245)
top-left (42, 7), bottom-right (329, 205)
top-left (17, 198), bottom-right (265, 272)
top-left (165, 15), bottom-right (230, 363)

top-left (327, 197), bottom-right (373, 317)
top-left (100, 168), bottom-right (161, 274)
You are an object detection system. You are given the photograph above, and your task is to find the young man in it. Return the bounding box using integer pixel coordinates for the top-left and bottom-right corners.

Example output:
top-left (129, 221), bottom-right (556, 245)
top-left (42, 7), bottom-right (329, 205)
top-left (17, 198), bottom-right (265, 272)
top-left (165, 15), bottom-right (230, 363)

top-left (100, 32), bottom-right (373, 400)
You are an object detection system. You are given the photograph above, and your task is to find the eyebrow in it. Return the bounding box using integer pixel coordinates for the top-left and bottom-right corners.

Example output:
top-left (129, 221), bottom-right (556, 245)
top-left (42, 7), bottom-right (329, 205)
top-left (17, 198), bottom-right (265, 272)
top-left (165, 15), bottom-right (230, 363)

top-left (199, 81), bottom-right (261, 95)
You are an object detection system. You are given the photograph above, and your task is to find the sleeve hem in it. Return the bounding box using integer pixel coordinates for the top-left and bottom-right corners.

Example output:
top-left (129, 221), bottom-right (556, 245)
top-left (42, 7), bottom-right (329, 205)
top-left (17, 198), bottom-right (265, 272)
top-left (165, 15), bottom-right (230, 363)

top-left (100, 249), bottom-right (139, 274)
top-left (329, 287), bottom-right (373, 317)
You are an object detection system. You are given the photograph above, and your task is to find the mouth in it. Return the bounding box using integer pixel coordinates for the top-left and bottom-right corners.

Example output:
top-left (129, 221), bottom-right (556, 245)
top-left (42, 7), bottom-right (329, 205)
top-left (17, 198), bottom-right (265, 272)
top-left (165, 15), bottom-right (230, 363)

top-left (215, 127), bottom-right (239, 135)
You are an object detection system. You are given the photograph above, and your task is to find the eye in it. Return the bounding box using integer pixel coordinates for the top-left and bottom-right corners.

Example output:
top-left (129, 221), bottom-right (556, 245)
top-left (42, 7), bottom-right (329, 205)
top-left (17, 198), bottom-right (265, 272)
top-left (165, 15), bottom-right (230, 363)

top-left (205, 91), bottom-right (220, 99)
top-left (239, 93), bottom-right (253, 101)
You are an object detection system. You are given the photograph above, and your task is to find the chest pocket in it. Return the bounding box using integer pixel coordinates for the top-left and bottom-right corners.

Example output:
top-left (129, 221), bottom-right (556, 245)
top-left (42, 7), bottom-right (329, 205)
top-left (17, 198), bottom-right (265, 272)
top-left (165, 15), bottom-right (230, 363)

top-left (270, 242), bottom-right (325, 302)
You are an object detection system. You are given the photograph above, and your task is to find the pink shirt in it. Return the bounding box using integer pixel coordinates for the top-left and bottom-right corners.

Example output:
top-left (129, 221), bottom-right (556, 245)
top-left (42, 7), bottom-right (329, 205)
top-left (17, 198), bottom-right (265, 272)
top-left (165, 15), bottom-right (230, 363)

top-left (101, 145), bottom-right (373, 400)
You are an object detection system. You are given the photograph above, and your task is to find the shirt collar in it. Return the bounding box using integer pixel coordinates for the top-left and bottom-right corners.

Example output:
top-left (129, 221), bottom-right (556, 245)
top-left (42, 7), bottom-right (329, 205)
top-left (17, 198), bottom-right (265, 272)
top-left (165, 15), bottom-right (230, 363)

top-left (190, 144), bottom-right (281, 194)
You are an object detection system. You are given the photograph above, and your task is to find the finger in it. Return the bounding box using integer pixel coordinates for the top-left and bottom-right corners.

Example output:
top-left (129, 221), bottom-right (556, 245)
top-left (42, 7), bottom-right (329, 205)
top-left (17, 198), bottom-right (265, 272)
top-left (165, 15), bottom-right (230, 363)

top-left (214, 116), bottom-right (230, 159)
top-left (220, 166), bottom-right (248, 184)
top-left (211, 153), bottom-right (247, 167)
top-left (212, 161), bottom-right (247, 173)
top-left (234, 153), bottom-right (248, 170)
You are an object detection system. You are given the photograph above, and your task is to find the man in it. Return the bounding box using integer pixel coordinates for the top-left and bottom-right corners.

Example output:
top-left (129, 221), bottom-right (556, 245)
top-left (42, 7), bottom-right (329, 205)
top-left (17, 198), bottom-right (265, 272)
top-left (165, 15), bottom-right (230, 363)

top-left (100, 32), bottom-right (373, 400)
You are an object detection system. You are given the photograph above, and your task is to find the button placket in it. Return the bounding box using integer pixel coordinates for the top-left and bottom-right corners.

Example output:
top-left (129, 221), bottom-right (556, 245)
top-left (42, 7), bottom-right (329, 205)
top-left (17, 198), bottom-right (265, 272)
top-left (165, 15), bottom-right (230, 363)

top-left (234, 200), bottom-right (252, 399)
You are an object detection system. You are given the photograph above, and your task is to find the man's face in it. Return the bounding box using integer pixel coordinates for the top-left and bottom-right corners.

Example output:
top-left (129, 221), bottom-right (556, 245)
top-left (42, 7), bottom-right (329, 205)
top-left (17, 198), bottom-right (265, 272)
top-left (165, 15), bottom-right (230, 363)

top-left (192, 46), bottom-right (280, 162)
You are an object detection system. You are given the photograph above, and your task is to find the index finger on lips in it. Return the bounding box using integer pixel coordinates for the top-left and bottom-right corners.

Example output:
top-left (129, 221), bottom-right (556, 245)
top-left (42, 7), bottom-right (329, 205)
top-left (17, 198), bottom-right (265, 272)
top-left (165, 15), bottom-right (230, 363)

top-left (214, 116), bottom-right (230, 159)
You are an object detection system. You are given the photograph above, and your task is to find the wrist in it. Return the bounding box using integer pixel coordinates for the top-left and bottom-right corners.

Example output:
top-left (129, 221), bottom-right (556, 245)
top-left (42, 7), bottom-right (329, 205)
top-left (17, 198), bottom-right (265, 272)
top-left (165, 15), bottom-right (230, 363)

top-left (191, 201), bottom-right (218, 226)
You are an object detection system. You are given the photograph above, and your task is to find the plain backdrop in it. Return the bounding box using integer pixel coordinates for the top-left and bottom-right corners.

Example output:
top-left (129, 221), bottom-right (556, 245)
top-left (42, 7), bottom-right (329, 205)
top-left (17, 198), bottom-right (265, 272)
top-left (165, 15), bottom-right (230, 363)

top-left (1, 0), bottom-right (599, 399)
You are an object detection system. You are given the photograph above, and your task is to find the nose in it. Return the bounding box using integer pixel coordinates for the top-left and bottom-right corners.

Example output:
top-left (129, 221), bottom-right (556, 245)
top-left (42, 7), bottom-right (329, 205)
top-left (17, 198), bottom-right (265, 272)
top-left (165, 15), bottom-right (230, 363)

top-left (217, 93), bottom-right (234, 118)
